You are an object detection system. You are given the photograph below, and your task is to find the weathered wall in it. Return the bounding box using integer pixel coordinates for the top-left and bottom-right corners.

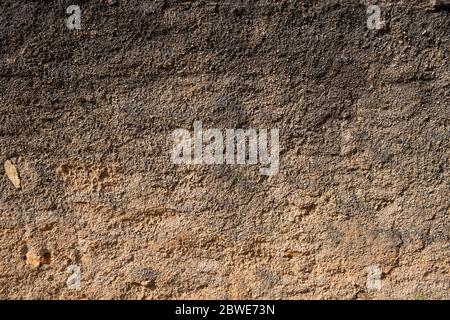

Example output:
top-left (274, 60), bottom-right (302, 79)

top-left (0, 0), bottom-right (448, 299)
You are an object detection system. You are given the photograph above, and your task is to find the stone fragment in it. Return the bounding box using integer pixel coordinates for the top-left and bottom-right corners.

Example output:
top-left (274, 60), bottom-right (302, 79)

top-left (4, 160), bottom-right (20, 189)
top-left (25, 250), bottom-right (51, 268)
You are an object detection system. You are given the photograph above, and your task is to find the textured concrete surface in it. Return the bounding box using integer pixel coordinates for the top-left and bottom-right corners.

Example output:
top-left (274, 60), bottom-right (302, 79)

top-left (0, 0), bottom-right (449, 299)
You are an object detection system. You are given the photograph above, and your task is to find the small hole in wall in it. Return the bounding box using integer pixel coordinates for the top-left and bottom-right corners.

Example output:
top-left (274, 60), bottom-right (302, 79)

top-left (41, 252), bottom-right (51, 265)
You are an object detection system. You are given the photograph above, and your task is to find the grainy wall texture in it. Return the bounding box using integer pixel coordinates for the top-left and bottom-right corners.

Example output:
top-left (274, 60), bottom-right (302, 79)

top-left (0, 0), bottom-right (449, 299)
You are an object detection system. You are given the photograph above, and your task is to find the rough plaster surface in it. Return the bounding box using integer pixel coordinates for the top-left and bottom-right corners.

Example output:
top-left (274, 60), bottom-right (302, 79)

top-left (0, 0), bottom-right (449, 299)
